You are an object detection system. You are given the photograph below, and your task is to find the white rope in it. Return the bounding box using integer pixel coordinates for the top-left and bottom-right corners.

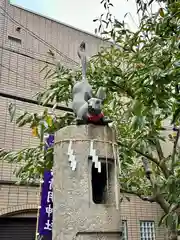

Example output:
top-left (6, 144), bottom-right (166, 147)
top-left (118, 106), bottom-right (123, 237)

top-left (116, 144), bottom-right (121, 175)
top-left (55, 139), bottom-right (118, 145)
top-left (87, 147), bottom-right (91, 208)
top-left (112, 142), bottom-right (119, 210)
top-left (104, 126), bottom-right (109, 192)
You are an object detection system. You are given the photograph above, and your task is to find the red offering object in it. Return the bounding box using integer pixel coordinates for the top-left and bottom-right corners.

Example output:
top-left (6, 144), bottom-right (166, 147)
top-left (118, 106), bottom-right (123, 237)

top-left (87, 112), bottom-right (104, 122)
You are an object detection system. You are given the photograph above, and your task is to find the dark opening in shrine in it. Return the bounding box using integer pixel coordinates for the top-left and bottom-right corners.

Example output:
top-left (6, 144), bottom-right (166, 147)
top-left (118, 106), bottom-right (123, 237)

top-left (91, 162), bottom-right (111, 204)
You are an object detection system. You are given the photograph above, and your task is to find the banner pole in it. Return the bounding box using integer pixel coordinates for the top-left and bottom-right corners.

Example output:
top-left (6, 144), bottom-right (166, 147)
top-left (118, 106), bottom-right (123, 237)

top-left (35, 182), bottom-right (42, 240)
top-left (35, 133), bottom-right (54, 240)
top-left (35, 124), bottom-right (44, 240)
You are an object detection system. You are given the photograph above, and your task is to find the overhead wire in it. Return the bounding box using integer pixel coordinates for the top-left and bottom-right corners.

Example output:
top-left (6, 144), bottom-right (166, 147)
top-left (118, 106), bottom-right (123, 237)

top-left (0, 5), bottom-right (78, 113)
top-left (0, 6), bottom-right (78, 66)
top-left (0, 45), bottom-right (57, 66)
top-left (0, 92), bottom-right (73, 113)
top-left (0, 5), bottom-right (80, 99)
top-left (0, 7), bottom-right (79, 96)
top-left (0, 6), bottom-right (79, 67)
top-left (0, 45), bottom-right (56, 90)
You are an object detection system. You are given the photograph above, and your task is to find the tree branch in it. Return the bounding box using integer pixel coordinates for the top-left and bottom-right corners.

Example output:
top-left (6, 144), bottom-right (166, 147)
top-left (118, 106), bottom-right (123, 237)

top-left (120, 188), bottom-right (156, 202)
top-left (118, 141), bottom-right (170, 178)
top-left (155, 140), bottom-right (164, 162)
top-left (118, 141), bottom-right (159, 164)
top-left (171, 128), bottom-right (180, 172)
top-left (139, 195), bottom-right (156, 202)
top-left (156, 194), bottom-right (170, 213)
top-left (171, 203), bottom-right (180, 213)
top-left (108, 80), bottom-right (134, 99)
top-left (121, 188), bottom-right (170, 214)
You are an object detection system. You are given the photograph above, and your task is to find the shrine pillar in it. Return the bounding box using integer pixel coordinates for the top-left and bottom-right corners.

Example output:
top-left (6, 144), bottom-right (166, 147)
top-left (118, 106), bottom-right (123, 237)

top-left (53, 124), bottom-right (122, 240)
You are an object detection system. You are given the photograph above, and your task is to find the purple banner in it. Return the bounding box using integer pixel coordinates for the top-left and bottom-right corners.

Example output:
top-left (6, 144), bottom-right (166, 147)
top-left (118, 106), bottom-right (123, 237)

top-left (37, 134), bottom-right (54, 239)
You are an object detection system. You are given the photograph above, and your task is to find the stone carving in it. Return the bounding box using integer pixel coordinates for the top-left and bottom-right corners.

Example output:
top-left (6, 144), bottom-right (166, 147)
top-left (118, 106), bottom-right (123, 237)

top-left (72, 41), bottom-right (112, 125)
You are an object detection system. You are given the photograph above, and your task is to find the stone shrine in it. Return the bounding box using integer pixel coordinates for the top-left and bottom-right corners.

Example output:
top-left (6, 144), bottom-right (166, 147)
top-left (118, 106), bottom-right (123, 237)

top-left (53, 124), bottom-right (122, 240)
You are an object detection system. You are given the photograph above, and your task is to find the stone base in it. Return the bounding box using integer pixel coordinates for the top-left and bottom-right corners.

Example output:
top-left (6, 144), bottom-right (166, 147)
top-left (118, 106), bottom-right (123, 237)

top-left (53, 125), bottom-right (121, 240)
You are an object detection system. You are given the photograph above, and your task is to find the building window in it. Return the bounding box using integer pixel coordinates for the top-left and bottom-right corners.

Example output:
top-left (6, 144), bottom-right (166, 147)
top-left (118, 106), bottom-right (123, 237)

top-left (140, 221), bottom-right (155, 240)
top-left (122, 220), bottom-right (128, 240)
top-left (8, 35), bottom-right (22, 45)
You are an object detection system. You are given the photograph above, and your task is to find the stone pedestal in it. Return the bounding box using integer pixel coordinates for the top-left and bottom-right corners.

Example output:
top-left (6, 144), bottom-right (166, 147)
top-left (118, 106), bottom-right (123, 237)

top-left (53, 124), bottom-right (121, 240)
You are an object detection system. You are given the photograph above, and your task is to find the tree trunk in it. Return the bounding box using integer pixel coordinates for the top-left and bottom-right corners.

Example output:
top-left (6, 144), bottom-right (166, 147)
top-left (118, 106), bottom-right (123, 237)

top-left (169, 232), bottom-right (178, 240)
top-left (168, 226), bottom-right (180, 240)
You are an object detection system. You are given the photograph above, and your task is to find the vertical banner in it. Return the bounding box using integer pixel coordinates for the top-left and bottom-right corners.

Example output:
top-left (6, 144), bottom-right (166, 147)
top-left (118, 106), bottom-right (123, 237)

top-left (37, 134), bottom-right (54, 239)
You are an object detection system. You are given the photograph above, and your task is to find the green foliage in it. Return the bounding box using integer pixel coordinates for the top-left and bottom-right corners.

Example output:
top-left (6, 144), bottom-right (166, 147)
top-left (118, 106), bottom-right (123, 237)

top-left (1, 107), bottom-right (74, 182)
top-left (93, 1), bottom-right (180, 234)
top-left (37, 63), bottom-right (80, 106)
top-left (1, 0), bottom-right (180, 236)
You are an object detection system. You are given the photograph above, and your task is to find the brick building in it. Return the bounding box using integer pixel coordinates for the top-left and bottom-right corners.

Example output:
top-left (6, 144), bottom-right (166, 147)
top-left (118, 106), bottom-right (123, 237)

top-left (0, 0), bottom-right (168, 239)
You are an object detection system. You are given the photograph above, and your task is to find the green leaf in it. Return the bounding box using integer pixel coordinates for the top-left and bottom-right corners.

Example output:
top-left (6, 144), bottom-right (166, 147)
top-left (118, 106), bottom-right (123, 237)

top-left (148, 0), bottom-right (154, 6)
top-left (168, 204), bottom-right (177, 213)
top-left (159, 8), bottom-right (165, 18)
top-left (132, 100), bottom-right (143, 116)
top-left (172, 108), bottom-right (180, 124)
top-left (46, 115), bottom-right (53, 127)
top-left (17, 113), bottom-right (33, 127)
top-left (44, 69), bottom-right (52, 80)
top-left (40, 64), bottom-right (48, 73)
top-left (158, 213), bottom-right (168, 226)
top-left (16, 112), bottom-right (28, 124)
top-left (125, 196), bottom-right (131, 201)
top-left (8, 103), bottom-right (16, 122)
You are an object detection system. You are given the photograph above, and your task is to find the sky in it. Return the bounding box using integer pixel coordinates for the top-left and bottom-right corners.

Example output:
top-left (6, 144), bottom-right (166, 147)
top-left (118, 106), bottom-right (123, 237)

top-left (10, 0), bottom-right (161, 34)
top-left (10, 0), bottom-right (139, 33)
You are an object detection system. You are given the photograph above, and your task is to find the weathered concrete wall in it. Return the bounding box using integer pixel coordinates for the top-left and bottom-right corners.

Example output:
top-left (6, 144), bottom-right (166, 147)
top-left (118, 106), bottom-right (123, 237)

top-left (53, 125), bottom-right (121, 240)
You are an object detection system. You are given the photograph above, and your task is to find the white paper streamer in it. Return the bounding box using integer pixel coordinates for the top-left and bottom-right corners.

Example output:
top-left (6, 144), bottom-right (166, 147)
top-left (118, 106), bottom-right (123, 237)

top-left (67, 140), bottom-right (77, 171)
top-left (98, 161), bottom-right (101, 173)
top-left (89, 140), bottom-right (101, 172)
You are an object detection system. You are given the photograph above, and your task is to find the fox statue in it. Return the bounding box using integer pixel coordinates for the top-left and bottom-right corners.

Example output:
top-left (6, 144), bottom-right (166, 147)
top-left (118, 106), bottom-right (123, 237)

top-left (72, 41), bottom-right (111, 125)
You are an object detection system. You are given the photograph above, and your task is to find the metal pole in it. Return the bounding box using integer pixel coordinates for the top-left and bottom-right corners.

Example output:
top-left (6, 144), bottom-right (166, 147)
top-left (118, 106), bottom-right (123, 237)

top-left (35, 183), bottom-right (42, 240)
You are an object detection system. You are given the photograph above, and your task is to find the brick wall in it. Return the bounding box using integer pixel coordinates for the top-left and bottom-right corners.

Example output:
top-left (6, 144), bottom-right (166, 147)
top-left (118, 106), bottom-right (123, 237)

top-left (121, 195), bottom-right (168, 240)
top-left (0, 184), bottom-right (39, 211)
top-left (0, 0), bottom-right (168, 239)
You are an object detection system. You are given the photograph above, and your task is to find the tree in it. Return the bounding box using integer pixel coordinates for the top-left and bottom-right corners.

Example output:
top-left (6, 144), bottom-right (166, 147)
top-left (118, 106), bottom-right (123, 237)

top-left (0, 0), bottom-right (180, 239)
